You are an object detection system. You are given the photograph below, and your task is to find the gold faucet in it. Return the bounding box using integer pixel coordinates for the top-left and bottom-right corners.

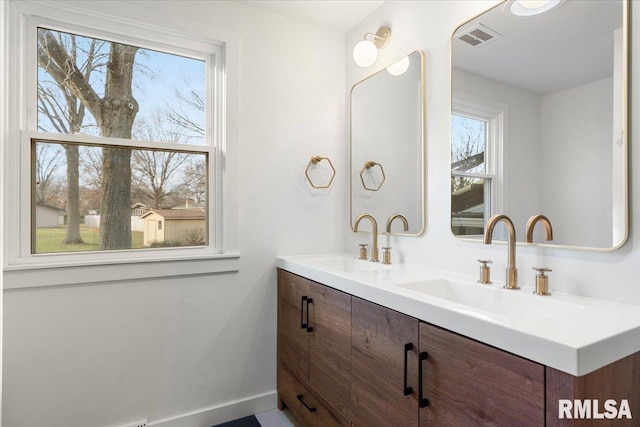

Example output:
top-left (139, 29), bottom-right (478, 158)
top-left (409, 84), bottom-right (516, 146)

top-left (386, 213), bottom-right (409, 233)
top-left (484, 214), bottom-right (519, 289)
top-left (525, 214), bottom-right (553, 243)
top-left (354, 214), bottom-right (379, 262)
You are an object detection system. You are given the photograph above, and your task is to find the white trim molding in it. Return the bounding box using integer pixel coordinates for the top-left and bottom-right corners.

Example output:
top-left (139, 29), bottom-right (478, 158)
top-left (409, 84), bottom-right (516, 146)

top-left (148, 391), bottom-right (276, 427)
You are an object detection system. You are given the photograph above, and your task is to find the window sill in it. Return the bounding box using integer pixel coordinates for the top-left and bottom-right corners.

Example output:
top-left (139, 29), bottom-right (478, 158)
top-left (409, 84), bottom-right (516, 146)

top-left (3, 252), bottom-right (240, 290)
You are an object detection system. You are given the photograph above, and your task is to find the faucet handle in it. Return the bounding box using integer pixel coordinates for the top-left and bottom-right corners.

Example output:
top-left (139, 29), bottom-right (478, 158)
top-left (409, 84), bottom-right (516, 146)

top-left (532, 267), bottom-right (552, 296)
top-left (477, 260), bottom-right (492, 284)
top-left (358, 244), bottom-right (368, 260)
top-left (382, 247), bottom-right (392, 265)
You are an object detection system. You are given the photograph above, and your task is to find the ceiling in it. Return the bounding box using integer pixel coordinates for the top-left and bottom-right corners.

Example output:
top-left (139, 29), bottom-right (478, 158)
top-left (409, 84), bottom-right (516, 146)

top-left (236, 0), bottom-right (385, 32)
top-left (452, 0), bottom-right (622, 95)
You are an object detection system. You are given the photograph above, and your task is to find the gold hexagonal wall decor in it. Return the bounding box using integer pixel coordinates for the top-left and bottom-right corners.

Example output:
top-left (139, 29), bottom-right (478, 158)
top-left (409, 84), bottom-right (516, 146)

top-left (360, 160), bottom-right (385, 191)
top-left (305, 156), bottom-right (336, 189)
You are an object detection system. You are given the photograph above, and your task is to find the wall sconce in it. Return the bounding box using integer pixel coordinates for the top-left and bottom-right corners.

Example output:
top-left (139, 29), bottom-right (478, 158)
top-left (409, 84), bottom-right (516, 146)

top-left (352, 26), bottom-right (391, 68)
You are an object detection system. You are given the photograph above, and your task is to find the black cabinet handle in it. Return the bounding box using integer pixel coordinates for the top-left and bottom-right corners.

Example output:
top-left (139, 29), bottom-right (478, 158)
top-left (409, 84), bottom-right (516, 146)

top-left (297, 394), bottom-right (317, 413)
top-left (403, 343), bottom-right (414, 396)
top-left (301, 296), bottom-right (308, 329)
top-left (305, 298), bottom-right (313, 333)
top-left (418, 351), bottom-right (429, 408)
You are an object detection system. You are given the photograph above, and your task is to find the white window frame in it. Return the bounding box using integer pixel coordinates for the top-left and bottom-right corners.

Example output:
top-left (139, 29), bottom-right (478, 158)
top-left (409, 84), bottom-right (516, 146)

top-left (452, 93), bottom-right (505, 234)
top-left (2, 1), bottom-right (240, 288)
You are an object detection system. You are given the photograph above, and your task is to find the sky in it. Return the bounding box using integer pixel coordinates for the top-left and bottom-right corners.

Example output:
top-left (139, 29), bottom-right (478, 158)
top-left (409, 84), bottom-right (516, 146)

top-left (37, 26), bottom-right (206, 145)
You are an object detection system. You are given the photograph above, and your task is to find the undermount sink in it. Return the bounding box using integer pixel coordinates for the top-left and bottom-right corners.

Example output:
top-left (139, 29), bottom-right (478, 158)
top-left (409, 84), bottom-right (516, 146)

top-left (396, 279), bottom-right (586, 326)
top-left (302, 256), bottom-right (396, 273)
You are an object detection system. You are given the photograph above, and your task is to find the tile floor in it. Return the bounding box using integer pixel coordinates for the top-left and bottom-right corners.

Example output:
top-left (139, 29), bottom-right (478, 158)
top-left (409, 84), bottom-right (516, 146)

top-left (255, 409), bottom-right (302, 427)
top-left (213, 409), bottom-right (302, 427)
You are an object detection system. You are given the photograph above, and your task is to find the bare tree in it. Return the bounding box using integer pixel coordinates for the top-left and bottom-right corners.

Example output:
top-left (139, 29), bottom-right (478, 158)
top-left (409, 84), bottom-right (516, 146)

top-left (451, 118), bottom-right (485, 192)
top-left (37, 31), bottom-right (107, 244)
top-left (182, 158), bottom-right (207, 205)
top-left (165, 86), bottom-right (204, 140)
top-left (131, 113), bottom-right (194, 208)
top-left (35, 143), bottom-right (65, 205)
top-left (38, 29), bottom-right (139, 249)
top-left (80, 145), bottom-right (103, 191)
top-left (132, 150), bottom-right (193, 208)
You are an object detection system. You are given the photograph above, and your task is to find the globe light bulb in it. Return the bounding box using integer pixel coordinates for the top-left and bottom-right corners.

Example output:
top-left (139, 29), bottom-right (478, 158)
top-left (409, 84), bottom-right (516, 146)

top-left (386, 56), bottom-right (410, 76)
top-left (353, 40), bottom-right (378, 68)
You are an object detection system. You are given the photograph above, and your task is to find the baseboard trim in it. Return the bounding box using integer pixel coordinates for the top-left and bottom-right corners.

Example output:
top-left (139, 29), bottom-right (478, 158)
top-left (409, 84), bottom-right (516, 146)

top-left (149, 391), bottom-right (277, 427)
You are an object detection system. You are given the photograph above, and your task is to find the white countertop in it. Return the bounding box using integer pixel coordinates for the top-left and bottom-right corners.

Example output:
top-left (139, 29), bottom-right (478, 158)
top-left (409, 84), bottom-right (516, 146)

top-left (276, 253), bottom-right (640, 376)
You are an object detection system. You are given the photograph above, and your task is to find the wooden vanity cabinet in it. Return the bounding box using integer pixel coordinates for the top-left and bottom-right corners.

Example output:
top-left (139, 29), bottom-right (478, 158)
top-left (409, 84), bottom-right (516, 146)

top-left (277, 269), bottom-right (639, 427)
top-left (351, 297), bottom-right (419, 426)
top-left (350, 299), bottom-right (544, 427)
top-left (277, 270), bottom-right (351, 425)
top-left (419, 322), bottom-right (545, 426)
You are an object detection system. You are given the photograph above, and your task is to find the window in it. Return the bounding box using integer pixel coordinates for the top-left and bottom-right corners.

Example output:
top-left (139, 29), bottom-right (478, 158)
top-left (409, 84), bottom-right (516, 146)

top-left (2, 2), bottom-right (234, 279)
top-left (32, 27), bottom-right (212, 254)
top-left (451, 100), bottom-right (503, 237)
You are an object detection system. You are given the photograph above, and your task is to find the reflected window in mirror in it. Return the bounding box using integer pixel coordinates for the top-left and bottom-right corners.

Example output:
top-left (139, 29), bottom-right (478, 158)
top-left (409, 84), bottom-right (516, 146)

top-left (451, 99), bottom-right (504, 237)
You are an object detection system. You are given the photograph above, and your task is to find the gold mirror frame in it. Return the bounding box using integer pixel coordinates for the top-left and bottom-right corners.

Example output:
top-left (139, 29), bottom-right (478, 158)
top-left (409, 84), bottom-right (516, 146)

top-left (350, 50), bottom-right (427, 236)
top-left (449, 0), bottom-right (629, 251)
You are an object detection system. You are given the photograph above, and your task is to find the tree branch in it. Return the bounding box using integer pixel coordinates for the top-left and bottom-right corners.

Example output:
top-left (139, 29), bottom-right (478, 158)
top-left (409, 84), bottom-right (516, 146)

top-left (37, 29), bottom-right (103, 124)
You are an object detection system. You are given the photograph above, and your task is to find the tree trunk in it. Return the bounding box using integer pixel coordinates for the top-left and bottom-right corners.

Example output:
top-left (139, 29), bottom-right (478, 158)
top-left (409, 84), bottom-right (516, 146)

top-left (100, 147), bottom-right (132, 249)
top-left (37, 31), bottom-right (139, 250)
top-left (98, 43), bottom-right (139, 250)
top-left (63, 145), bottom-right (84, 244)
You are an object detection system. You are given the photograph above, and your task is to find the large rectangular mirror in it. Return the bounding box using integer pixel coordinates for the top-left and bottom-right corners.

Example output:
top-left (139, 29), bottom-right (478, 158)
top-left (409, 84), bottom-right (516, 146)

top-left (351, 50), bottom-right (426, 235)
top-left (450, 0), bottom-right (628, 250)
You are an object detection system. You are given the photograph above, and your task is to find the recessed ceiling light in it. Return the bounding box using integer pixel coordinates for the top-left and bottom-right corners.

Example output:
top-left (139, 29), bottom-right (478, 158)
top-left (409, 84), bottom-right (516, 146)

top-left (507, 0), bottom-right (566, 17)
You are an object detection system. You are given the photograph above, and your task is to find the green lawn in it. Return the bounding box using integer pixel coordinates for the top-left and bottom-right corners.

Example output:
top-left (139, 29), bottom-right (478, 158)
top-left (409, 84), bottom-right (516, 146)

top-left (35, 226), bottom-right (144, 253)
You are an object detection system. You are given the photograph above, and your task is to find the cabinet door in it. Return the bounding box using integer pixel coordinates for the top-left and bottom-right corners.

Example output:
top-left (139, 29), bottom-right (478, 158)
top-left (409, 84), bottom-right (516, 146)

top-left (307, 280), bottom-right (352, 417)
top-left (419, 322), bottom-right (545, 426)
top-left (277, 269), bottom-right (311, 380)
top-left (351, 297), bottom-right (419, 427)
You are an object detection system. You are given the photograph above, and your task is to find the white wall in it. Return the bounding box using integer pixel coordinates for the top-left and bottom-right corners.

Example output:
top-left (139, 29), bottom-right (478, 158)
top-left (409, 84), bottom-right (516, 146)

top-left (346, 0), bottom-right (640, 306)
top-left (540, 77), bottom-right (613, 248)
top-left (3, 1), bottom-right (346, 426)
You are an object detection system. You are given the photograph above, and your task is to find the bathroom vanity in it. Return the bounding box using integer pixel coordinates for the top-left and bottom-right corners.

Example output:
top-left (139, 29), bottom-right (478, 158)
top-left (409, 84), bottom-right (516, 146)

top-left (276, 255), bottom-right (640, 426)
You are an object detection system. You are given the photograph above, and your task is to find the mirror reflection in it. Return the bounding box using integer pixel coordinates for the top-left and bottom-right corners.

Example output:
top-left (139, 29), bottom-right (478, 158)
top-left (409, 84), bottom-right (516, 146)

top-left (451, 0), bottom-right (627, 249)
top-left (351, 50), bottom-right (425, 236)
